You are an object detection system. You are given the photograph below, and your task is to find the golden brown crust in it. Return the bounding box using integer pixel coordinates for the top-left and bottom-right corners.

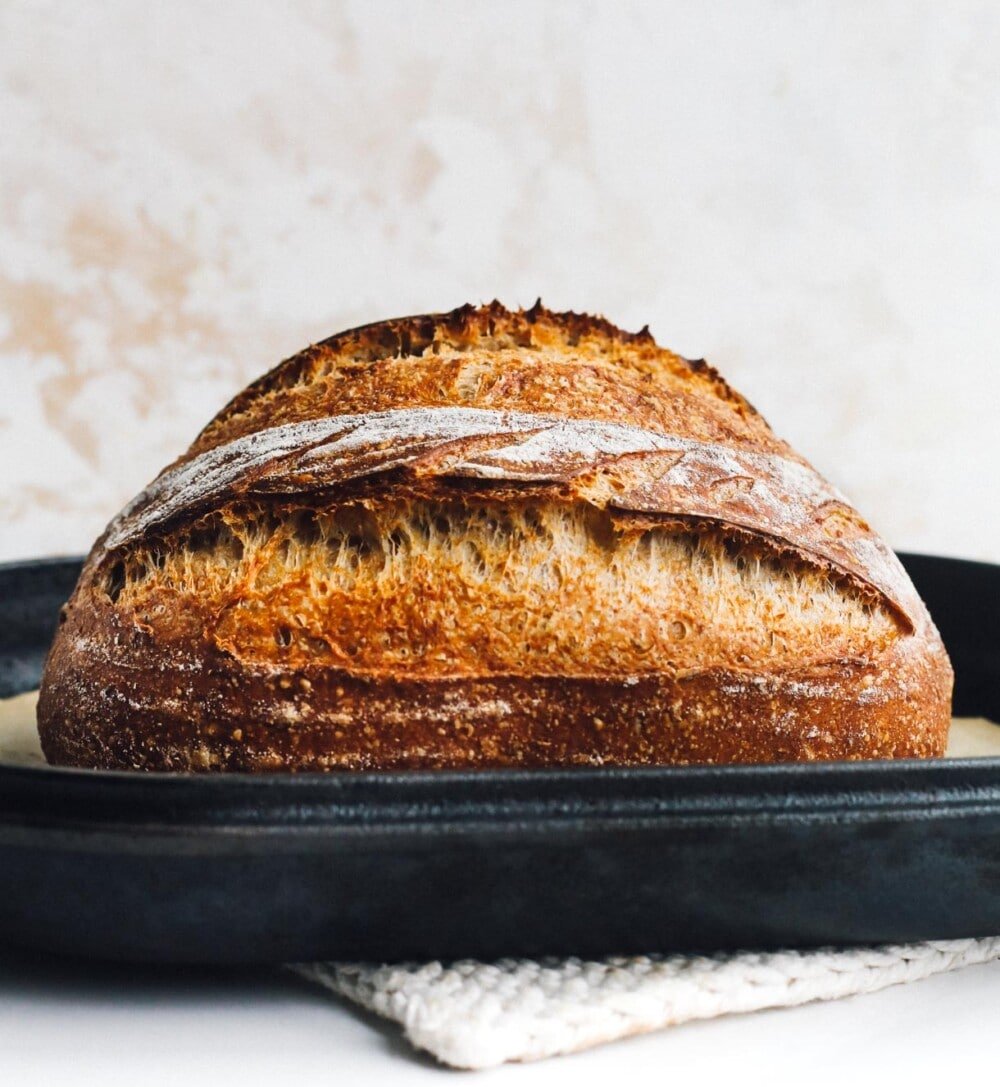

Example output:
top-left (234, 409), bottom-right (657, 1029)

top-left (196, 300), bottom-right (769, 458)
top-left (38, 597), bottom-right (950, 771)
top-left (50, 499), bottom-right (904, 680)
top-left (37, 302), bottom-right (953, 771)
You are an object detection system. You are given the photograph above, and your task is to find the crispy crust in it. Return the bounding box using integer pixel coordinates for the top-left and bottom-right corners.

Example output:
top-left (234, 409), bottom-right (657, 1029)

top-left (196, 300), bottom-right (766, 454)
top-left (37, 302), bottom-right (953, 770)
top-left (39, 596), bottom-right (949, 770)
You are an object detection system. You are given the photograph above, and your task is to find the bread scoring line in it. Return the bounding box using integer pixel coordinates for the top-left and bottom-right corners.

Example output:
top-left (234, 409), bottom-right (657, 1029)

top-left (97, 407), bottom-right (919, 627)
top-left (103, 407), bottom-right (837, 546)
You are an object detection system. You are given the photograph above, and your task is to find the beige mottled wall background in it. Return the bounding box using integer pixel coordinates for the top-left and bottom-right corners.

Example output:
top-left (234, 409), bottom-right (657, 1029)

top-left (1, 0), bottom-right (998, 563)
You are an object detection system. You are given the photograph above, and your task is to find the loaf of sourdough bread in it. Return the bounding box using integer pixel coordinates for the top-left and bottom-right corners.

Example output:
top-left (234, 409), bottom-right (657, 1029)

top-left (37, 302), bottom-right (952, 770)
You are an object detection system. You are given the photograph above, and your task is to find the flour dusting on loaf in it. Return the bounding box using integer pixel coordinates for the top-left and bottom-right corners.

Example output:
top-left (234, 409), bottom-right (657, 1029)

top-left (38, 301), bottom-right (953, 771)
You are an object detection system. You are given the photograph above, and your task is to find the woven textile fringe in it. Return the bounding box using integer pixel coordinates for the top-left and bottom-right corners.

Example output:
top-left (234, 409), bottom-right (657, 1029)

top-left (294, 938), bottom-right (1000, 1069)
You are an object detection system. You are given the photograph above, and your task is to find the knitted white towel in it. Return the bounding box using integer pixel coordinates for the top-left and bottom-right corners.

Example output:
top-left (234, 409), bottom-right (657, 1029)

top-left (295, 938), bottom-right (1000, 1069)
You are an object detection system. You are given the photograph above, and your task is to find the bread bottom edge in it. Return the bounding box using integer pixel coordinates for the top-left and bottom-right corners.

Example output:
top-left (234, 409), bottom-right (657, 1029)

top-left (38, 661), bottom-right (952, 772)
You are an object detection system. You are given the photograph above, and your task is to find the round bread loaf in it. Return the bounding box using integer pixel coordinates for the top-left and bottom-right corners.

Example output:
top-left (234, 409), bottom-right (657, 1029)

top-left (37, 302), bottom-right (952, 770)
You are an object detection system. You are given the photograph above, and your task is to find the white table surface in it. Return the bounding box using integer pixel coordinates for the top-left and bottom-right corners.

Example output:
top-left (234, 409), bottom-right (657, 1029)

top-left (1, 945), bottom-right (997, 1084)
